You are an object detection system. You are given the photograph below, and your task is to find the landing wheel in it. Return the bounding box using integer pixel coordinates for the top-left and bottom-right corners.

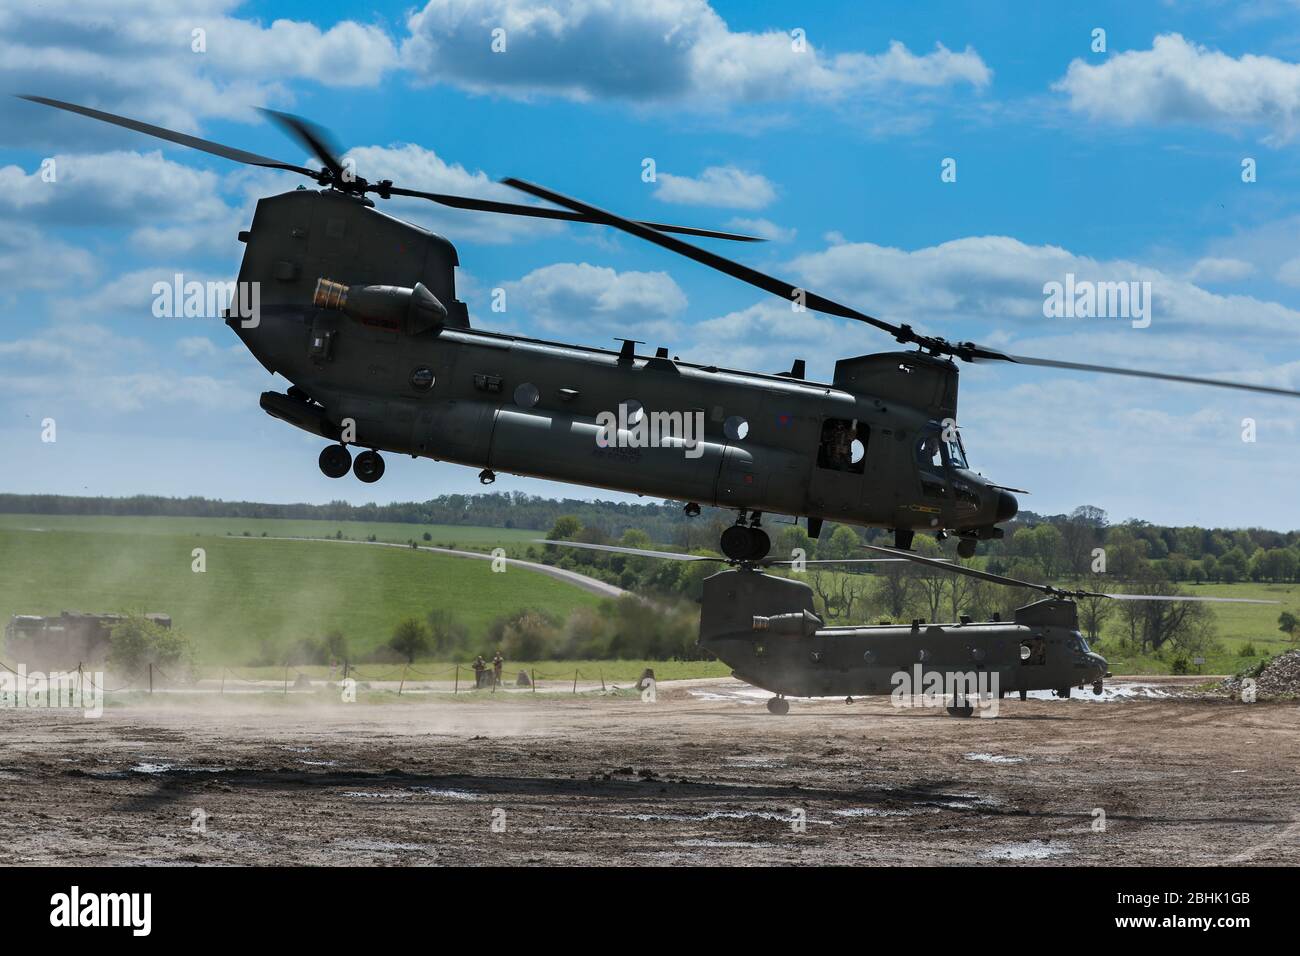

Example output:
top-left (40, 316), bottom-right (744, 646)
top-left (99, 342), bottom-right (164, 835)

top-left (1056, 687), bottom-right (1071, 699)
top-left (957, 538), bottom-right (978, 559)
top-left (946, 704), bottom-right (975, 718)
top-left (1019, 689), bottom-right (1028, 701)
top-left (1092, 680), bottom-right (1104, 696)
top-left (766, 697), bottom-right (789, 716)
top-left (318, 444), bottom-right (352, 479)
top-left (353, 449), bottom-right (385, 483)
top-left (722, 525), bottom-right (770, 562)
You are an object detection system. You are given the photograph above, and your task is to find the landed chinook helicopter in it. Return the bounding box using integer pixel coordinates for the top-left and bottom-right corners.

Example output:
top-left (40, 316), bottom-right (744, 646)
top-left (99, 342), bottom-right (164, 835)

top-left (21, 96), bottom-right (1300, 562)
top-left (542, 537), bottom-right (1276, 716)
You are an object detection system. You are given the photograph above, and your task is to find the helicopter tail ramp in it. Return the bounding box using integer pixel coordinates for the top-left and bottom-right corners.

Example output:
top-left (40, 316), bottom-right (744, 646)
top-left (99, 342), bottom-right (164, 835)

top-left (698, 568), bottom-right (817, 644)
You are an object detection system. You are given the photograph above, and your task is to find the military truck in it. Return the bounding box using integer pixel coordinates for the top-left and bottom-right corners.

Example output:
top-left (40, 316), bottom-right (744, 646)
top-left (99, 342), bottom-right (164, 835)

top-left (4, 612), bottom-right (171, 667)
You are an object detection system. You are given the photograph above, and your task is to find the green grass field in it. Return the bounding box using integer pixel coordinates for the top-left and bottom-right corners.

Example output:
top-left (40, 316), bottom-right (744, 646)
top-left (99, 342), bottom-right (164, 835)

top-left (0, 519), bottom-right (598, 666)
top-left (0, 513), bottom-right (537, 550)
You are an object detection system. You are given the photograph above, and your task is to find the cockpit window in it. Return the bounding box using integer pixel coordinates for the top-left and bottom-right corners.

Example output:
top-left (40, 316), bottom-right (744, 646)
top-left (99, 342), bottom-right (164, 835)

top-left (944, 433), bottom-right (968, 469)
top-left (919, 422), bottom-right (969, 470)
top-left (916, 433), bottom-right (942, 470)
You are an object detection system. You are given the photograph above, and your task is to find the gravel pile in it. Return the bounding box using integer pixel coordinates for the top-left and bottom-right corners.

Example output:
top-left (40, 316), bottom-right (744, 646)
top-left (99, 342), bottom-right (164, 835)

top-left (1223, 649), bottom-right (1300, 699)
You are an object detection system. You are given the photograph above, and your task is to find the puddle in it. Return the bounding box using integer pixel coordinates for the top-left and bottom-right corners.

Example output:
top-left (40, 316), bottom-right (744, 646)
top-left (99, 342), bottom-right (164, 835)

top-left (964, 753), bottom-right (1026, 764)
top-left (979, 840), bottom-right (1071, 861)
top-left (408, 787), bottom-right (480, 800)
top-left (830, 807), bottom-right (917, 818)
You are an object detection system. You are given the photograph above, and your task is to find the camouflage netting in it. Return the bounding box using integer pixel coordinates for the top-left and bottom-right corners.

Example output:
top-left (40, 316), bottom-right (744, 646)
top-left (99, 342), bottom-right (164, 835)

top-left (1222, 649), bottom-right (1300, 699)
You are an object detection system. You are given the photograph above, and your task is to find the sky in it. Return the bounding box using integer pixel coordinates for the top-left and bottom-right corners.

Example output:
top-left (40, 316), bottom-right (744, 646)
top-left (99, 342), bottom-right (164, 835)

top-left (1, 0), bottom-right (1299, 528)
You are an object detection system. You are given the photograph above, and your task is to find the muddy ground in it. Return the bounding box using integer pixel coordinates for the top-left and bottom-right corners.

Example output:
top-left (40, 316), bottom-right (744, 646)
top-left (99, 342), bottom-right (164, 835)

top-left (0, 677), bottom-right (1296, 866)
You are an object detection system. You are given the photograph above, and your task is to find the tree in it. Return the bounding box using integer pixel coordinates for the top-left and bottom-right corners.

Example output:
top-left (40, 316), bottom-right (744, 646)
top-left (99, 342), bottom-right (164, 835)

top-left (547, 515), bottom-right (582, 540)
top-left (425, 609), bottom-right (468, 655)
top-left (109, 615), bottom-right (195, 680)
top-left (822, 525), bottom-right (861, 561)
top-left (1077, 594), bottom-right (1113, 642)
top-left (1115, 572), bottom-right (1216, 654)
top-left (388, 617), bottom-right (431, 663)
top-left (1280, 611), bottom-right (1299, 642)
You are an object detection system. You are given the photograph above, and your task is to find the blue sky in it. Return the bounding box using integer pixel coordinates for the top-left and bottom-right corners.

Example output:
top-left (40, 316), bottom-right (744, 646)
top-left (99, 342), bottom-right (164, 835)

top-left (2, 0), bottom-right (1299, 527)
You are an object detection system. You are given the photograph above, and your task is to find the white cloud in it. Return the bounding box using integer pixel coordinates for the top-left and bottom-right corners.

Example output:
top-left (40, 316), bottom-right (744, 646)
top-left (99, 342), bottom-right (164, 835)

top-left (1054, 34), bottom-right (1300, 142)
top-left (726, 217), bottom-right (796, 242)
top-left (400, 0), bottom-right (989, 104)
top-left (1, 1), bottom-right (399, 146)
top-left (501, 262), bottom-right (687, 337)
top-left (1276, 256), bottom-right (1300, 287)
top-left (342, 143), bottom-right (565, 244)
top-left (783, 234), bottom-right (1300, 339)
top-left (1185, 256), bottom-right (1256, 283)
top-left (653, 166), bottom-right (776, 209)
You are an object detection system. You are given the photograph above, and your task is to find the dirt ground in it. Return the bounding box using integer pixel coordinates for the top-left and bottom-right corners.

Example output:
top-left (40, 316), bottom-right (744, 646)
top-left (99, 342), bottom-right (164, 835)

top-left (0, 677), bottom-right (1297, 866)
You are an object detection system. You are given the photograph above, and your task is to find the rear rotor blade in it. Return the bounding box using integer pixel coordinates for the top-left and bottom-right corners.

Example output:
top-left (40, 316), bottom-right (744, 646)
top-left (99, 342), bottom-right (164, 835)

top-left (257, 108), bottom-right (345, 180)
top-left (18, 95), bottom-right (317, 176)
top-left (391, 186), bottom-right (763, 242)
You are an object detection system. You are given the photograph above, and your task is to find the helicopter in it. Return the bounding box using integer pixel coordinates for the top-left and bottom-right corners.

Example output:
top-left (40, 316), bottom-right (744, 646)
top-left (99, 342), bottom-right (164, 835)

top-left (20, 96), bottom-right (1300, 563)
top-left (540, 537), bottom-right (1277, 717)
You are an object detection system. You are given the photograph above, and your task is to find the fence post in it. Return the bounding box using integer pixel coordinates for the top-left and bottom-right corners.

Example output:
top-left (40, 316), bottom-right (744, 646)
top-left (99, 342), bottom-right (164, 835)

top-left (220, 667), bottom-right (225, 696)
top-left (600, 668), bottom-right (605, 692)
top-left (573, 669), bottom-right (578, 695)
top-left (531, 668), bottom-right (536, 694)
top-left (454, 665), bottom-right (459, 695)
top-left (399, 664), bottom-right (407, 696)
top-left (148, 663), bottom-right (153, 695)
top-left (283, 665), bottom-right (289, 695)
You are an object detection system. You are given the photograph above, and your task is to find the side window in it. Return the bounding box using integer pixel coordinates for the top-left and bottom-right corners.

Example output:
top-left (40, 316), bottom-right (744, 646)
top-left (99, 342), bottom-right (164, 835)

top-left (817, 418), bottom-right (867, 474)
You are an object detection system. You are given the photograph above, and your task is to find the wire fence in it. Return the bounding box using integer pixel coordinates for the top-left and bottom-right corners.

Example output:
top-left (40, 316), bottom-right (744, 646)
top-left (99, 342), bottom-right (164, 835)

top-left (0, 657), bottom-right (636, 699)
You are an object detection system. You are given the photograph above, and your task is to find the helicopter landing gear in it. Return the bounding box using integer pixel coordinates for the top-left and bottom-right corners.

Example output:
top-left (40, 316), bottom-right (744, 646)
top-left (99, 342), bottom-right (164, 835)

top-left (478, 469), bottom-right (496, 485)
top-left (957, 537), bottom-right (978, 559)
top-left (318, 444), bottom-right (352, 479)
top-left (352, 449), bottom-right (385, 483)
top-left (721, 511), bottom-right (770, 562)
top-left (1092, 680), bottom-right (1104, 696)
top-left (766, 696), bottom-right (789, 716)
top-left (946, 703), bottom-right (975, 718)
top-left (1055, 687), bottom-right (1071, 699)
top-left (893, 528), bottom-right (914, 551)
top-left (1019, 689), bottom-right (1028, 701)
top-left (684, 501), bottom-right (701, 518)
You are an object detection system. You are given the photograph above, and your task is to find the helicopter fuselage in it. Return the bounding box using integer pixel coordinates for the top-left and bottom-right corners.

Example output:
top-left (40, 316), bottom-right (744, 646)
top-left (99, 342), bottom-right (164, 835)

top-left (699, 568), bottom-right (1109, 708)
top-left (231, 187), bottom-right (1016, 542)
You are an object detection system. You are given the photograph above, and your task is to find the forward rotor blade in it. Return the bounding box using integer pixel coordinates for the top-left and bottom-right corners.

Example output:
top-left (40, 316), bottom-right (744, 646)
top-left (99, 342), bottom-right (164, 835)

top-left (863, 545), bottom-right (1279, 604)
top-left (764, 557), bottom-right (948, 566)
top-left (863, 545), bottom-right (1059, 594)
top-left (502, 178), bottom-right (910, 338)
top-left (257, 108), bottom-right (344, 179)
top-left (390, 186), bottom-right (763, 242)
top-left (18, 95), bottom-right (316, 176)
top-left (999, 353), bottom-right (1300, 399)
top-left (1099, 592), bottom-right (1278, 604)
top-left (533, 539), bottom-right (722, 562)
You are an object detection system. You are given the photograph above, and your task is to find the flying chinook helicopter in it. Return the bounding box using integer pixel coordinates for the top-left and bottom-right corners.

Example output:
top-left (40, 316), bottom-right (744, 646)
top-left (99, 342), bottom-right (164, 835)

top-left (21, 96), bottom-right (1300, 563)
top-left (540, 537), bottom-right (1276, 717)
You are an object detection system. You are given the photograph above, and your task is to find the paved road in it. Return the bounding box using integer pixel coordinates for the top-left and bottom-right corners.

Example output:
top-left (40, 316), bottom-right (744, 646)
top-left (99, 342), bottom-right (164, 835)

top-left (236, 535), bottom-right (627, 599)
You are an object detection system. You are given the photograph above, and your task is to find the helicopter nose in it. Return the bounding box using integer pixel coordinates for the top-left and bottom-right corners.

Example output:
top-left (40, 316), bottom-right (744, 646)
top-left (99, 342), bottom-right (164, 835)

top-left (995, 490), bottom-right (1019, 522)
